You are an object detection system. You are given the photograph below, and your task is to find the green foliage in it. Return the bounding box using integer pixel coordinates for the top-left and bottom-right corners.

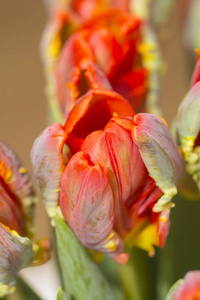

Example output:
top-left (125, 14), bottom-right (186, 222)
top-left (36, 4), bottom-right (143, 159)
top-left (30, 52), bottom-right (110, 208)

top-left (55, 215), bottom-right (116, 300)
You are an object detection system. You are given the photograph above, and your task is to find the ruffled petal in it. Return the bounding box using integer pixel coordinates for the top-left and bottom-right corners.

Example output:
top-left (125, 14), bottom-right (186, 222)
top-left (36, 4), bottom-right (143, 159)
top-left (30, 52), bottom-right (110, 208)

top-left (31, 123), bottom-right (67, 218)
top-left (64, 88), bottom-right (135, 153)
top-left (64, 63), bottom-right (112, 117)
top-left (0, 138), bottom-right (35, 235)
top-left (132, 113), bottom-right (182, 212)
top-left (0, 224), bottom-right (34, 297)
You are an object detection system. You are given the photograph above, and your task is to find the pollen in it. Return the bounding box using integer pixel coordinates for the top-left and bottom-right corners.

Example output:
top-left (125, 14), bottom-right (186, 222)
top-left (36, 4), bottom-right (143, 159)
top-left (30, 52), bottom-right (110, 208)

top-left (19, 167), bottom-right (27, 174)
top-left (159, 216), bottom-right (168, 222)
top-left (113, 112), bottom-right (118, 117)
top-left (104, 241), bottom-right (117, 251)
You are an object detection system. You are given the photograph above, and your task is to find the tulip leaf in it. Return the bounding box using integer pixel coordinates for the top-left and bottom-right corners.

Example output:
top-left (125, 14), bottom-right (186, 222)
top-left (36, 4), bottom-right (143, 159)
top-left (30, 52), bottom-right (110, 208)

top-left (55, 215), bottom-right (116, 300)
top-left (165, 279), bottom-right (183, 300)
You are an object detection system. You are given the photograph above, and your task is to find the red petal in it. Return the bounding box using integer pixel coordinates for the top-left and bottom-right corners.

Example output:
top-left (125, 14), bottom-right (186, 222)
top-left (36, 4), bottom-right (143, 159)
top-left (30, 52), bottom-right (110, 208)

top-left (64, 89), bottom-right (135, 153)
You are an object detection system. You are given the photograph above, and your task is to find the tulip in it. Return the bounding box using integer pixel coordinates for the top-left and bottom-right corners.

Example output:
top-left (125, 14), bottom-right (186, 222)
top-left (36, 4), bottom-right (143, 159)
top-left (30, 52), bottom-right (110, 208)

top-left (31, 87), bottom-right (181, 263)
top-left (56, 9), bottom-right (149, 114)
top-left (166, 270), bottom-right (200, 300)
top-left (174, 81), bottom-right (200, 192)
top-left (0, 138), bottom-right (36, 296)
top-left (41, 7), bottom-right (161, 121)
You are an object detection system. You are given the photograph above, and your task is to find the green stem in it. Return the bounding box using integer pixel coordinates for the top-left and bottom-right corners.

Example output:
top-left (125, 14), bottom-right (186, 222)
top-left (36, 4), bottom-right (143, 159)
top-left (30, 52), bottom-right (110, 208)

top-left (118, 247), bottom-right (155, 300)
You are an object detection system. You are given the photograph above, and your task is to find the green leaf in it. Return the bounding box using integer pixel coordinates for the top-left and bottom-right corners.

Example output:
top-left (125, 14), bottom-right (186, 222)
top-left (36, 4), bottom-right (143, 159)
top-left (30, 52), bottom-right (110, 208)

top-left (57, 287), bottom-right (68, 300)
top-left (55, 215), bottom-right (116, 300)
top-left (165, 279), bottom-right (183, 300)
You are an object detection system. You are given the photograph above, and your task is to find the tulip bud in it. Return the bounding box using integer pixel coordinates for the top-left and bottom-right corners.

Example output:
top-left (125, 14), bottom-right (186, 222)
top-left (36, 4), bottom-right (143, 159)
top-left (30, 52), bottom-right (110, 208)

top-left (0, 139), bottom-right (36, 296)
top-left (31, 90), bottom-right (181, 262)
top-left (175, 82), bottom-right (200, 191)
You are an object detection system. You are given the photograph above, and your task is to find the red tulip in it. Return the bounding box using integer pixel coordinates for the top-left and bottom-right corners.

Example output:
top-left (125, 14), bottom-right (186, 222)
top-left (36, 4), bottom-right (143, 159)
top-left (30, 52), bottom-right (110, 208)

top-left (56, 9), bottom-right (148, 113)
top-left (31, 88), bottom-right (181, 263)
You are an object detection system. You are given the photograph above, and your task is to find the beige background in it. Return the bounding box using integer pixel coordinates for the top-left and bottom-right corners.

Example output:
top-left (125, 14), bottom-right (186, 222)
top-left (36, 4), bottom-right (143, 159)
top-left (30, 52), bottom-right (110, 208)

top-left (0, 1), bottom-right (50, 240)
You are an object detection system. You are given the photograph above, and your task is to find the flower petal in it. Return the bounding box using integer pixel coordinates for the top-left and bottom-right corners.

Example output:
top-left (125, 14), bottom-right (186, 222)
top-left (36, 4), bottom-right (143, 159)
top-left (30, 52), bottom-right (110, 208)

top-left (64, 89), bottom-right (135, 153)
top-left (0, 224), bottom-right (34, 297)
top-left (60, 151), bottom-right (126, 262)
top-left (190, 50), bottom-right (200, 87)
top-left (171, 271), bottom-right (200, 300)
top-left (132, 113), bottom-right (182, 212)
top-left (64, 63), bottom-right (112, 117)
top-left (31, 123), bottom-right (67, 218)
top-left (0, 138), bottom-right (35, 235)
top-left (176, 82), bottom-right (200, 153)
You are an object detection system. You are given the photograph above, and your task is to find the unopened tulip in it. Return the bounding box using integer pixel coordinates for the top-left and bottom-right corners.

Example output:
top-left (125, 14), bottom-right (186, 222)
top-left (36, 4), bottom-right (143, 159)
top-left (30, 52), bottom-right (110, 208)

top-left (31, 88), bottom-right (181, 263)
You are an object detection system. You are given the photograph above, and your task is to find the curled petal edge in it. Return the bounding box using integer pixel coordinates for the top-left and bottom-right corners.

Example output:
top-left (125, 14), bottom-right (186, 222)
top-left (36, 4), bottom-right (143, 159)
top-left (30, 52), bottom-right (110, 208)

top-left (0, 224), bottom-right (34, 297)
top-left (132, 113), bottom-right (182, 212)
top-left (30, 123), bottom-right (68, 218)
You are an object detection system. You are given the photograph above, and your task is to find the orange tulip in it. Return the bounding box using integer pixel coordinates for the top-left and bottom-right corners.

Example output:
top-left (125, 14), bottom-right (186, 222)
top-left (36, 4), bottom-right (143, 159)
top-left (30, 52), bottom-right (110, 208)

top-left (31, 88), bottom-right (181, 263)
top-left (56, 9), bottom-right (148, 113)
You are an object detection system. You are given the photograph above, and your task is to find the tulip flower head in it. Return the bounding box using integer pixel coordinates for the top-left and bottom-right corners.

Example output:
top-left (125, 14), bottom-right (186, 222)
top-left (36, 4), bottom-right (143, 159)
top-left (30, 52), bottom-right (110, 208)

top-left (31, 86), bottom-right (181, 263)
top-left (41, 6), bottom-right (161, 124)
top-left (167, 270), bottom-right (200, 300)
top-left (174, 52), bottom-right (200, 192)
top-left (0, 139), bottom-right (36, 296)
top-left (56, 9), bottom-right (161, 115)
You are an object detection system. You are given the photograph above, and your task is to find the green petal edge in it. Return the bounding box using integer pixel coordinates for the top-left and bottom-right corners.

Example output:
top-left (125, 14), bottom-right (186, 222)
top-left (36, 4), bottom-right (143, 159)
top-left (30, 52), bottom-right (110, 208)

top-left (165, 279), bottom-right (183, 300)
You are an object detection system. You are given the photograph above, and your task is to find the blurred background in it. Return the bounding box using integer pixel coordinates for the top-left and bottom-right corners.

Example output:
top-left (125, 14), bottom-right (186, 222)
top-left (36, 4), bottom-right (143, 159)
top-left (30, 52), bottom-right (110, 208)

top-left (0, 1), bottom-right (200, 299)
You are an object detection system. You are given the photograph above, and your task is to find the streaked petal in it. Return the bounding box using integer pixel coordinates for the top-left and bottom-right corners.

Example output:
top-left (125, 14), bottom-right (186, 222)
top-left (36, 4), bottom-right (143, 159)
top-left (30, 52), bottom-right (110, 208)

top-left (0, 184), bottom-right (23, 235)
top-left (56, 32), bottom-right (95, 110)
top-left (0, 138), bottom-right (35, 235)
top-left (0, 224), bottom-right (34, 297)
top-left (132, 113), bottom-right (182, 212)
top-left (64, 63), bottom-right (112, 117)
top-left (64, 89), bottom-right (135, 153)
top-left (30, 123), bottom-right (67, 218)
top-left (157, 210), bottom-right (170, 248)
top-left (60, 151), bottom-right (127, 262)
